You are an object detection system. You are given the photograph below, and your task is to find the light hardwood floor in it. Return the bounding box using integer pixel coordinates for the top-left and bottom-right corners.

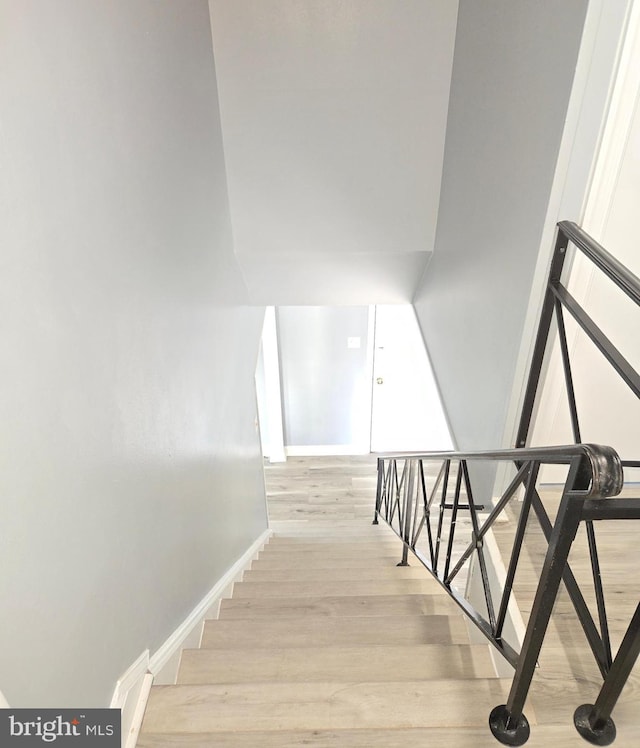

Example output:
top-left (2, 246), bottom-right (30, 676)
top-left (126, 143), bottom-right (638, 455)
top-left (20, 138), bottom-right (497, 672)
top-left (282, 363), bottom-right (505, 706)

top-left (139, 456), bottom-right (640, 747)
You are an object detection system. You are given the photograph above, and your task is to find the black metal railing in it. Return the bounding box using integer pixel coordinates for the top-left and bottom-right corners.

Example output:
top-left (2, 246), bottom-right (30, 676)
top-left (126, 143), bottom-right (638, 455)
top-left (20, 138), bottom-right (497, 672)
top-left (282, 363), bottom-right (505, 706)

top-left (374, 222), bottom-right (640, 746)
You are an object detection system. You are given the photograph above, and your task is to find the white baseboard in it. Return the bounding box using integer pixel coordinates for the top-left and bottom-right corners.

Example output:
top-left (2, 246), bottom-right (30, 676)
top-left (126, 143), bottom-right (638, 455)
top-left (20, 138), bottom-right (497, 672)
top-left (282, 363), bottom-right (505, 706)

top-left (148, 528), bottom-right (271, 683)
top-left (110, 650), bottom-right (151, 748)
top-left (110, 527), bottom-right (271, 747)
top-left (110, 650), bottom-right (149, 710)
top-left (285, 445), bottom-right (370, 456)
top-left (124, 674), bottom-right (152, 748)
top-left (267, 450), bottom-right (287, 463)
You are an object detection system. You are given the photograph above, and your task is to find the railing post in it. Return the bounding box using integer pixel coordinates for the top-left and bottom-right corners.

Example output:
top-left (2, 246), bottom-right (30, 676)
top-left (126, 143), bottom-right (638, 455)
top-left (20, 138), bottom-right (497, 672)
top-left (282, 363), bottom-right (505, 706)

top-left (574, 600), bottom-right (640, 746)
top-left (489, 487), bottom-right (584, 746)
top-left (398, 459), bottom-right (415, 566)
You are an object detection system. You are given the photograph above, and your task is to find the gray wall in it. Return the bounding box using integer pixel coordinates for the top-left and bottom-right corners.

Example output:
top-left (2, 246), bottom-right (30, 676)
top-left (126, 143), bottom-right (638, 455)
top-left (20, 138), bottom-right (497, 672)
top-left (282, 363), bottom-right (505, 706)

top-left (277, 307), bottom-right (371, 448)
top-left (0, 0), bottom-right (267, 707)
top-left (413, 0), bottom-right (589, 454)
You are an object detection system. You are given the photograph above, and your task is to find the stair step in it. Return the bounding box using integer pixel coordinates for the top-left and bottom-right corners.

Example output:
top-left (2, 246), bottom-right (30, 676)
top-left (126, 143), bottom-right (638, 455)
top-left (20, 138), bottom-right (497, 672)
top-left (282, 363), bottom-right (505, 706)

top-left (218, 593), bottom-right (459, 620)
top-left (141, 679), bottom-right (513, 733)
top-left (259, 544), bottom-right (405, 558)
top-left (258, 546), bottom-right (402, 560)
top-left (232, 577), bottom-right (444, 598)
top-left (268, 519), bottom-right (387, 531)
top-left (218, 592), bottom-right (459, 619)
top-left (268, 497), bottom-right (377, 506)
top-left (269, 506), bottom-right (373, 516)
top-left (138, 726), bottom-right (543, 748)
top-left (267, 536), bottom-right (398, 546)
top-left (201, 614), bottom-right (469, 648)
top-left (267, 528), bottom-right (402, 551)
top-left (266, 529), bottom-right (393, 539)
top-left (269, 511), bottom-right (371, 521)
top-left (251, 554), bottom-right (405, 570)
top-left (243, 566), bottom-right (430, 582)
top-left (177, 643), bottom-right (496, 684)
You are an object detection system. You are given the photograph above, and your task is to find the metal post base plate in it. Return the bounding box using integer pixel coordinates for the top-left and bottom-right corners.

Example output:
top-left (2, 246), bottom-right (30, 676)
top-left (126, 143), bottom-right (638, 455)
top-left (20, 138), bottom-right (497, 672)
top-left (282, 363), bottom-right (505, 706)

top-left (489, 705), bottom-right (530, 746)
top-left (574, 704), bottom-right (616, 746)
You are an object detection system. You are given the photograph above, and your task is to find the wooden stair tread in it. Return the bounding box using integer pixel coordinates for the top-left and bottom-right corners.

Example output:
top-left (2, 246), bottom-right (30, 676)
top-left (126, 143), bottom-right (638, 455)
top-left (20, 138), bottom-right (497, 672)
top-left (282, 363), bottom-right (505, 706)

top-left (243, 565), bottom-right (430, 582)
top-left (177, 643), bottom-right (497, 684)
top-left (261, 535), bottom-right (402, 556)
top-left (218, 592), bottom-right (458, 619)
top-left (266, 536), bottom-right (399, 546)
top-left (232, 578), bottom-right (444, 598)
top-left (264, 526), bottom-right (386, 535)
top-left (138, 725), bottom-right (595, 748)
top-left (201, 614), bottom-right (470, 648)
top-left (258, 547), bottom-right (403, 561)
top-left (142, 679), bottom-right (514, 733)
top-left (251, 554), bottom-right (406, 569)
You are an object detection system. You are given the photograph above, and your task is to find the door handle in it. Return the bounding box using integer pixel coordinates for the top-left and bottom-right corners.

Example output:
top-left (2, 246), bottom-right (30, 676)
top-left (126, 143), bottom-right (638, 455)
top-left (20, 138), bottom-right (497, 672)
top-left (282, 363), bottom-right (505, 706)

top-left (376, 377), bottom-right (384, 385)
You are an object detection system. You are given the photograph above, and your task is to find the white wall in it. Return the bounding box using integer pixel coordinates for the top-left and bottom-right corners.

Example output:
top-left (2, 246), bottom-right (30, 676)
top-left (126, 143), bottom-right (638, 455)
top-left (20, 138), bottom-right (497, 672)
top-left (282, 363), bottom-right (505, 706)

top-left (414, 0), bottom-right (600, 460)
top-left (277, 307), bottom-right (372, 452)
top-left (209, 0), bottom-right (459, 305)
top-left (532, 43), bottom-right (640, 473)
top-left (0, 0), bottom-right (267, 707)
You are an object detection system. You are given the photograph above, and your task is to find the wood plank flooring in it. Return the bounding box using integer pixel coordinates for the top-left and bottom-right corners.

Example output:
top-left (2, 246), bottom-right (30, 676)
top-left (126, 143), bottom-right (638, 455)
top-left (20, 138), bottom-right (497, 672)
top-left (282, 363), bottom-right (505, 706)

top-left (139, 456), bottom-right (640, 746)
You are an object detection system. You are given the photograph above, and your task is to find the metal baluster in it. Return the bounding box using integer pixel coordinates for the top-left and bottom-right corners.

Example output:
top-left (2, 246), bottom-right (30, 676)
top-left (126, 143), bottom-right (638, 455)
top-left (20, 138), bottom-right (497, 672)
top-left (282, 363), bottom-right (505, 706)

top-left (443, 462), bottom-right (463, 584)
top-left (433, 459), bottom-right (451, 575)
top-left (373, 457), bottom-right (384, 525)
top-left (495, 462), bottom-right (538, 642)
top-left (445, 462), bottom-right (530, 584)
top-left (409, 460), bottom-right (423, 549)
top-left (423, 461), bottom-right (438, 568)
top-left (398, 459), bottom-right (416, 567)
top-left (461, 460), bottom-right (496, 631)
top-left (490, 471), bottom-right (585, 746)
top-left (531, 491), bottom-right (609, 676)
top-left (586, 520), bottom-right (613, 670)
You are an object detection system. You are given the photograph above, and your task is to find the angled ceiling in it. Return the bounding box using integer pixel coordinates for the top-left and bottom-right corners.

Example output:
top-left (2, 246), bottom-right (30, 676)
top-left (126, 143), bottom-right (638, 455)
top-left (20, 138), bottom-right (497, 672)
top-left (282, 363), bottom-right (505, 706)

top-left (209, 0), bottom-right (459, 304)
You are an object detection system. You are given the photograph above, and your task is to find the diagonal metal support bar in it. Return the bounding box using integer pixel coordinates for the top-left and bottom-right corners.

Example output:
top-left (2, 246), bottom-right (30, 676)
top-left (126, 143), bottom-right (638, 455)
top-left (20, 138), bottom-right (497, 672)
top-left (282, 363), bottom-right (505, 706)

top-left (531, 490), bottom-right (609, 677)
top-left (585, 520), bottom-right (613, 671)
top-left (442, 463), bottom-right (463, 584)
top-left (433, 459), bottom-right (451, 575)
top-left (495, 461), bottom-right (538, 642)
top-left (461, 460), bottom-right (496, 631)
top-left (445, 461), bottom-right (530, 584)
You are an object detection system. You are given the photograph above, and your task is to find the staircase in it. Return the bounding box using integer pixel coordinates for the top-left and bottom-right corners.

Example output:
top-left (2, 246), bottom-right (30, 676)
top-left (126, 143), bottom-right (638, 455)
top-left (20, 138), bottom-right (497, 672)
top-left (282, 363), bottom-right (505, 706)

top-left (138, 456), bottom-right (518, 747)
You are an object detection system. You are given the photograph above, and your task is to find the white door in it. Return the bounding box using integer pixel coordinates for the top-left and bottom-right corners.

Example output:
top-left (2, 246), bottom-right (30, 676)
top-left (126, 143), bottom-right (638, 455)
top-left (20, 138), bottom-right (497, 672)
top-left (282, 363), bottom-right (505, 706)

top-left (370, 305), bottom-right (453, 453)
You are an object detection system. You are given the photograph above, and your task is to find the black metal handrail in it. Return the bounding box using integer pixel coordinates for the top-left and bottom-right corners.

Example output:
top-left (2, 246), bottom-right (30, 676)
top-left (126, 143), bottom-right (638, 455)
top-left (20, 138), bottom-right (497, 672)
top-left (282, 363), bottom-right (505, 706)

top-left (374, 444), bottom-right (638, 745)
top-left (558, 221), bottom-right (640, 306)
top-left (376, 444), bottom-right (623, 498)
top-left (516, 221), bottom-right (640, 450)
top-left (374, 222), bottom-right (640, 746)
